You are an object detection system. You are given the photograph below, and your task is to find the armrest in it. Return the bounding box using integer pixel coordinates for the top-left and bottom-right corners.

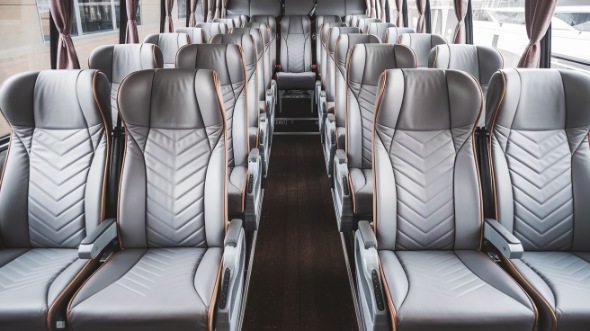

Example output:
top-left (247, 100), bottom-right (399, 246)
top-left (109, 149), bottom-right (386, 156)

top-left (354, 221), bottom-right (388, 331)
top-left (333, 149), bottom-right (354, 232)
top-left (245, 148), bottom-right (263, 231)
top-left (258, 113), bottom-right (270, 178)
top-left (484, 218), bottom-right (524, 259)
top-left (217, 218), bottom-right (246, 331)
top-left (318, 91), bottom-right (327, 133)
top-left (78, 218), bottom-right (117, 259)
top-left (322, 114), bottom-right (337, 183)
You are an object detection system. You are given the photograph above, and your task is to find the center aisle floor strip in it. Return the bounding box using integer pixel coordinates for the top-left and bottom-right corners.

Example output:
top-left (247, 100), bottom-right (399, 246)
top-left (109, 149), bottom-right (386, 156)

top-left (242, 136), bottom-right (359, 331)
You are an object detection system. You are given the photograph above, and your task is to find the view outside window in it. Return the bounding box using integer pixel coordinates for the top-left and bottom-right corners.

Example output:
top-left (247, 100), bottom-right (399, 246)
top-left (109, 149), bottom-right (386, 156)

top-left (430, 0), bottom-right (456, 41)
top-left (472, 0), bottom-right (528, 67)
top-left (550, 3), bottom-right (590, 74)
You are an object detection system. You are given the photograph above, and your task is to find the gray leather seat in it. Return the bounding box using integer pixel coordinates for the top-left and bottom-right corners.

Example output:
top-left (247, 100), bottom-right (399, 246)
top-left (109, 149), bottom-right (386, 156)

top-left (176, 43), bottom-right (263, 229)
top-left (0, 69), bottom-right (111, 331)
top-left (89, 44), bottom-right (163, 127)
top-left (486, 69), bottom-right (590, 331)
top-left (228, 14), bottom-right (249, 27)
top-left (277, 16), bottom-right (316, 92)
top-left (250, 16), bottom-right (277, 77)
top-left (357, 17), bottom-right (381, 32)
top-left (143, 33), bottom-right (190, 68)
top-left (397, 33), bottom-right (447, 67)
top-left (68, 69), bottom-right (247, 331)
top-left (346, 14), bottom-right (368, 27)
top-left (195, 22), bottom-right (229, 42)
top-left (365, 22), bottom-right (396, 40)
top-left (355, 68), bottom-right (537, 331)
top-left (382, 27), bottom-right (415, 44)
top-left (315, 15), bottom-right (343, 76)
top-left (175, 27), bottom-right (207, 44)
top-left (223, 29), bottom-right (272, 178)
top-left (429, 44), bottom-right (503, 97)
top-left (214, 18), bottom-right (237, 28)
top-left (331, 43), bottom-right (415, 231)
top-left (315, 22), bottom-right (347, 116)
top-left (317, 28), bottom-right (361, 135)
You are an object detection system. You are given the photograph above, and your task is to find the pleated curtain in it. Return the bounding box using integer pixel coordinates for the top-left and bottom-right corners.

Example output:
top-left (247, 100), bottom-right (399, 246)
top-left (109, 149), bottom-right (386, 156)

top-left (518, 0), bottom-right (558, 67)
top-left (415, 0), bottom-right (426, 32)
top-left (452, 0), bottom-right (468, 43)
top-left (49, 0), bottom-right (80, 69)
top-left (125, 0), bottom-right (139, 43)
top-left (165, 0), bottom-right (175, 32)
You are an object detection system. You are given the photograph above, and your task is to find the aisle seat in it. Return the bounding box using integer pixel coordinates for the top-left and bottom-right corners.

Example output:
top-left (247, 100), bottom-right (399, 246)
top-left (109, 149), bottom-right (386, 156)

top-left (365, 22), bottom-right (396, 41)
top-left (397, 33), bottom-right (447, 67)
top-left (144, 33), bottom-right (190, 68)
top-left (382, 27), bottom-right (415, 44)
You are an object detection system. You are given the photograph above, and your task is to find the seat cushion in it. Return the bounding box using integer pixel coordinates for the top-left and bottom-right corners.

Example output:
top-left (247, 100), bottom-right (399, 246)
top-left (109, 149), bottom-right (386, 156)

top-left (0, 249), bottom-right (90, 331)
top-left (228, 166), bottom-right (247, 215)
top-left (380, 250), bottom-right (536, 331)
top-left (68, 247), bottom-right (222, 331)
top-left (349, 168), bottom-right (373, 216)
top-left (277, 72), bottom-right (316, 90)
top-left (510, 252), bottom-right (590, 331)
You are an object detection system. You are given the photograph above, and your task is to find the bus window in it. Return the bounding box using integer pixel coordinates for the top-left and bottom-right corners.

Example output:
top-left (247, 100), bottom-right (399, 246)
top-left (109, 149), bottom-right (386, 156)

top-left (472, 0), bottom-right (527, 67)
top-left (551, 5), bottom-right (590, 74)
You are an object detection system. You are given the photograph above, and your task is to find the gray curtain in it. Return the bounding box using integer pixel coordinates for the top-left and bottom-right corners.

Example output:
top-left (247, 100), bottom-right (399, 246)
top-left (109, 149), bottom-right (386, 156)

top-left (416, 0), bottom-right (426, 32)
top-left (452, 0), bottom-right (468, 43)
top-left (189, 0), bottom-right (198, 26)
top-left (165, 0), bottom-right (175, 32)
top-left (49, 0), bottom-right (80, 69)
top-left (518, 0), bottom-right (558, 67)
top-left (125, 0), bottom-right (139, 43)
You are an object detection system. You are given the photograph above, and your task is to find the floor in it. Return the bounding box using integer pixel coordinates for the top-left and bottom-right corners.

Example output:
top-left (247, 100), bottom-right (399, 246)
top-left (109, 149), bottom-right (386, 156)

top-left (242, 135), bottom-right (359, 331)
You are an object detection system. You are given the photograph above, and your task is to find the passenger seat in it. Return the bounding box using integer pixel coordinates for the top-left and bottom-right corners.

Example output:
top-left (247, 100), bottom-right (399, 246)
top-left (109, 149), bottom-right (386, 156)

top-left (0, 69), bottom-right (113, 330)
top-left (143, 33), bottom-right (190, 68)
top-left (365, 22), bottom-right (396, 41)
top-left (195, 22), bottom-right (229, 42)
top-left (249, 16), bottom-right (278, 78)
top-left (214, 18), bottom-right (237, 28)
top-left (355, 68), bottom-right (537, 331)
top-left (332, 43), bottom-right (416, 231)
top-left (486, 68), bottom-right (590, 331)
top-left (315, 15), bottom-right (343, 74)
top-left (316, 22), bottom-right (347, 118)
top-left (277, 15), bottom-right (316, 113)
top-left (68, 69), bottom-right (247, 331)
top-left (356, 17), bottom-right (381, 32)
top-left (397, 32), bottom-right (447, 67)
top-left (382, 27), bottom-right (415, 44)
top-left (175, 27), bottom-right (207, 44)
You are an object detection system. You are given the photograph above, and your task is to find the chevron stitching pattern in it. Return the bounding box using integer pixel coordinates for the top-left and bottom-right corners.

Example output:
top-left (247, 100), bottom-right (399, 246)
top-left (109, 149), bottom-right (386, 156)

top-left (113, 248), bottom-right (206, 297)
top-left (504, 129), bottom-right (573, 251)
top-left (523, 252), bottom-right (590, 292)
top-left (392, 130), bottom-right (455, 250)
top-left (145, 129), bottom-right (209, 247)
top-left (220, 81), bottom-right (243, 167)
top-left (287, 35), bottom-right (306, 73)
top-left (0, 249), bottom-right (77, 296)
top-left (348, 81), bottom-right (379, 168)
top-left (397, 252), bottom-right (488, 298)
top-left (29, 126), bottom-right (104, 248)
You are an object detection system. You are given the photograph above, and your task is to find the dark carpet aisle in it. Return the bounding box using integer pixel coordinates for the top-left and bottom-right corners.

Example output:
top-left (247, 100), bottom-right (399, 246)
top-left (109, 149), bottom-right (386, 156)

top-left (242, 136), bottom-right (359, 331)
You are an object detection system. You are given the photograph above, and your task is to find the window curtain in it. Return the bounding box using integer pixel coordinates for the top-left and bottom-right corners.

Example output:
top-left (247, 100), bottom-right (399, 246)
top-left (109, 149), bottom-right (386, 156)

top-left (366, 0), bottom-right (376, 18)
top-left (189, 0), bottom-right (198, 26)
top-left (452, 0), bottom-right (468, 43)
top-left (213, 0), bottom-right (221, 19)
top-left (221, 0), bottom-right (228, 17)
top-left (416, 0), bottom-right (426, 32)
top-left (49, 0), bottom-right (80, 69)
top-left (377, 0), bottom-right (386, 20)
top-left (389, 0), bottom-right (403, 26)
top-left (518, 0), bottom-right (557, 68)
top-left (165, 0), bottom-right (175, 32)
top-left (125, 0), bottom-right (139, 43)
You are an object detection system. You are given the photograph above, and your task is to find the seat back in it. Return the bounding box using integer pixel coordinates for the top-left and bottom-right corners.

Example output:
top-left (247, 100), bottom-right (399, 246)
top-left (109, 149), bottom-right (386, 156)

top-left (244, 22), bottom-right (272, 88)
top-left (383, 27), bottom-right (415, 44)
top-left (348, 14), bottom-right (368, 27)
top-left (365, 22), bottom-right (396, 40)
top-left (326, 28), bottom-right (364, 104)
top-left (214, 18), bottom-right (237, 28)
top-left (250, 16), bottom-right (277, 75)
top-left (397, 33), bottom-right (447, 67)
top-left (0, 70), bottom-right (110, 248)
top-left (332, 34), bottom-right (378, 128)
top-left (175, 27), bottom-right (207, 44)
top-left (316, 15), bottom-right (343, 70)
top-left (195, 22), bottom-right (229, 42)
top-left (227, 14), bottom-right (249, 27)
top-left (357, 17), bottom-right (381, 32)
top-left (429, 44), bottom-right (503, 97)
top-left (233, 27), bottom-right (269, 96)
top-left (345, 44), bottom-right (416, 169)
top-left (374, 69), bottom-right (483, 251)
top-left (486, 69), bottom-right (590, 252)
top-left (89, 44), bottom-right (163, 126)
top-left (321, 22), bottom-right (348, 83)
top-left (280, 16), bottom-right (312, 73)
top-left (144, 33), bottom-right (190, 68)
top-left (117, 69), bottom-right (227, 249)
top-left (176, 44), bottom-right (251, 167)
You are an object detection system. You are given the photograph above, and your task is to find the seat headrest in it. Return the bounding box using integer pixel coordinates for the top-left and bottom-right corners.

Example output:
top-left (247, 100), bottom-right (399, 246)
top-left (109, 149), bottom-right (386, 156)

top-left (176, 27), bottom-right (207, 44)
top-left (365, 22), bottom-right (397, 40)
top-left (280, 16), bottom-right (311, 34)
top-left (383, 27), bottom-right (415, 44)
top-left (143, 33), bottom-right (191, 67)
top-left (335, 34), bottom-right (384, 66)
top-left (89, 44), bottom-right (163, 84)
top-left (195, 22), bottom-right (229, 42)
top-left (328, 28), bottom-right (364, 54)
top-left (231, 28), bottom-right (264, 60)
top-left (397, 33), bottom-right (448, 67)
top-left (321, 22), bottom-right (348, 45)
top-left (176, 43), bottom-right (247, 87)
top-left (208, 34), bottom-right (258, 68)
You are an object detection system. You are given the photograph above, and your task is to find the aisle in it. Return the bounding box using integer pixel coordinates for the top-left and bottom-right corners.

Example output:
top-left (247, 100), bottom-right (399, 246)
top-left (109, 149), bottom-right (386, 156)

top-left (242, 136), bottom-right (359, 331)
